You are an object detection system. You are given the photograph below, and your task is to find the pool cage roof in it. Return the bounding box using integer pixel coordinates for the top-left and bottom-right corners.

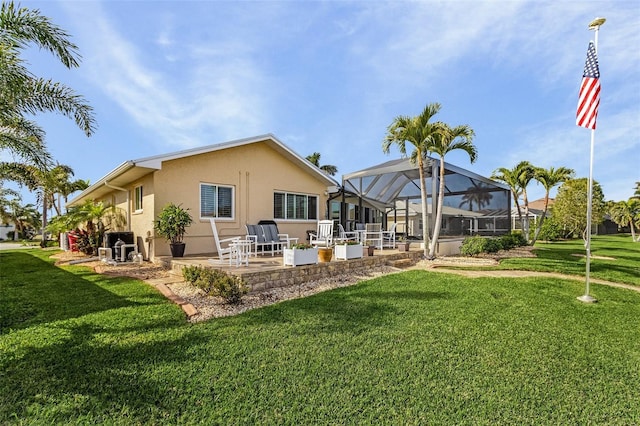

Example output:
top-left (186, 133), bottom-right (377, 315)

top-left (341, 157), bottom-right (510, 210)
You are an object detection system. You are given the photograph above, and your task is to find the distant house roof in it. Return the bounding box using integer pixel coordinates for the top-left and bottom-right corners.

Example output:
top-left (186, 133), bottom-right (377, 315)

top-left (528, 198), bottom-right (554, 211)
top-left (68, 134), bottom-right (339, 206)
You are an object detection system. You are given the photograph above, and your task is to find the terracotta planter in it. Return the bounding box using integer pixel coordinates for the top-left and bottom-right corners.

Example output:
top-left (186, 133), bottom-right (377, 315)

top-left (318, 247), bottom-right (333, 263)
top-left (366, 246), bottom-right (375, 256)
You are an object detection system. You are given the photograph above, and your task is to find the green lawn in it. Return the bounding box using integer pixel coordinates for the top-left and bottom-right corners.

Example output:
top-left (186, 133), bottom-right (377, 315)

top-left (1, 241), bottom-right (639, 424)
top-left (499, 234), bottom-right (640, 286)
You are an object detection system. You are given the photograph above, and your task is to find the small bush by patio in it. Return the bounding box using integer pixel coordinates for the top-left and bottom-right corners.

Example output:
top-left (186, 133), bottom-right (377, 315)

top-left (461, 233), bottom-right (527, 256)
top-left (182, 265), bottom-right (247, 304)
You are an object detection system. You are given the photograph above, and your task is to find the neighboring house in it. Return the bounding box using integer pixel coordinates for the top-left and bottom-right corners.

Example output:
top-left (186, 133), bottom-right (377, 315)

top-left (67, 134), bottom-right (339, 259)
top-left (511, 197), bottom-right (551, 232)
top-left (0, 223), bottom-right (15, 240)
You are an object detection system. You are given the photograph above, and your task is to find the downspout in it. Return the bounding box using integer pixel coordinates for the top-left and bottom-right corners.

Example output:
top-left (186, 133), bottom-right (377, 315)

top-left (104, 181), bottom-right (130, 231)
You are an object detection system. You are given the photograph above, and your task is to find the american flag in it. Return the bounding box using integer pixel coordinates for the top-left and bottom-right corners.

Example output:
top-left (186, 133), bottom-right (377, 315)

top-left (576, 42), bottom-right (601, 129)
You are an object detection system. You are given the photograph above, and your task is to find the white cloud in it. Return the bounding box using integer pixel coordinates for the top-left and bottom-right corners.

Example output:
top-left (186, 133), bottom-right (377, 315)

top-left (60, 1), bottom-right (273, 150)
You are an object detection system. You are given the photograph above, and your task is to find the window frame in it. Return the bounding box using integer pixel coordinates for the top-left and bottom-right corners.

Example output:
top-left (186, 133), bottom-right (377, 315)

top-left (274, 191), bottom-right (319, 221)
top-left (133, 185), bottom-right (143, 213)
top-left (199, 182), bottom-right (235, 220)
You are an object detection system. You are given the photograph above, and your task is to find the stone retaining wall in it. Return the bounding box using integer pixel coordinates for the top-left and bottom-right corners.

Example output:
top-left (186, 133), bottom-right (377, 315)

top-left (239, 251), bottom-right (423, 293)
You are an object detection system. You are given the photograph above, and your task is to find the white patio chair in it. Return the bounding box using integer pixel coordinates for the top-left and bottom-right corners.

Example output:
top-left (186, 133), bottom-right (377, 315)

top-left (310, 220), bottom-right (334, 248)
top-left (337, 224), bottom-right (358, 242)
top-left (208, 218), bottom-right (241, 261)
top-left (382, 223), bottom-right (397, 249)
top-left (364, 223), bottom-right (382, 249)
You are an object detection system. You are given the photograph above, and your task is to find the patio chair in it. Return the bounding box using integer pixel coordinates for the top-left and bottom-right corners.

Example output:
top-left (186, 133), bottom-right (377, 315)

top-left (337, 224), bottom-right (358, 242)
top-left (208, 218), bottom-right (241, 261)
top-left (261, 223), bottom-right (297, 253)
top-left (382, 223), bottom-right (397, 249)
top-left (245, 224), bottom-right (270, 256)
top-left (364, 223), bottom-right (382, 249)
top-left (310, 220), bottom-right (334, 248)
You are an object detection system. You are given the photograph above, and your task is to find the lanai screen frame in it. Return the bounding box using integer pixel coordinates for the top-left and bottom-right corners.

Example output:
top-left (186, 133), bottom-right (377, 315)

top-left (339, 157), bottom-right (512, 238)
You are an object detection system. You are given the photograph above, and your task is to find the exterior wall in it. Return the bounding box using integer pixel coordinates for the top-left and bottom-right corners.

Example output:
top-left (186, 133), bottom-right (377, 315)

top-left (129, 174), bottom-right (156, 259)
top-left (151, 141), bottom-right (329, 258)
top-left (91, 174), bottom-right (156, 260)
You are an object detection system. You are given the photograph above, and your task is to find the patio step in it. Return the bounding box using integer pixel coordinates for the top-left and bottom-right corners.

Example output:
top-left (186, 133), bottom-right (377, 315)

top-left (389, 258), bottom-right (415, 269)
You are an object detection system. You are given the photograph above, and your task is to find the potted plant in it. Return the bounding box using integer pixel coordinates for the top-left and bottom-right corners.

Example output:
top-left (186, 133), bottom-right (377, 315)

top-left (153, 203), bottom-right (193, 257)
top-left (283, 243), bottom-right (319, 266)
top-left (335, 240), bottom-right (363, 260)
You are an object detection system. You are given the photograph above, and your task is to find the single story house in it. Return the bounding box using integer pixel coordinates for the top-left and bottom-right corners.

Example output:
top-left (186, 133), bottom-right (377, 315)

top-left (67, 134), bottom-right (339, 260)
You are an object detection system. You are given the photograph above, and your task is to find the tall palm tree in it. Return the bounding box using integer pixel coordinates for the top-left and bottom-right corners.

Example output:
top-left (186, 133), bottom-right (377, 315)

top-left (531, 166), bottom-right (574, 244)
top-left (428, 123), bottom-right (476, 259)
top-left (0, 185), bottom-right (19, 224)
top-left (492, 161), bottom-right (535, 241)
top-left (305, 152), bottom-right (338, 176)
top-left (633, 182), bottom-right (640, 199)
top-left (1, 1), bottom-right (96, 168)
top-left (491, 166), bottom-right (523, 231)
top-left (2, 197), bottom-right (40, 240)
top-left (609, 199), bottom-right (640, 242)
top-left (383, 102), bottom-right (445, 259)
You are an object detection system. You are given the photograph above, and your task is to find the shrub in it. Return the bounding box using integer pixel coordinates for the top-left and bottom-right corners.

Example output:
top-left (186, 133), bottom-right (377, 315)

top-left (484, 238), bottom-right (503, 253)
top-left (182, 265), bottom-right (203, 283)
top-left (460, 235), bottom-right (487, 256)
top-left (536, 217), bottom-right (567, 241)
top-left (182, 265), bottom-right (247, 304)
top-left (500, 232), bottom-right (528, 250)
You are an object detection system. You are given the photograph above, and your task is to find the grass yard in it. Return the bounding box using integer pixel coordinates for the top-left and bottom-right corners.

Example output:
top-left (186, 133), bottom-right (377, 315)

top-left (498, 234), bottom-right (640, 286)
top-left (1, 240), bottom-right (639, 424)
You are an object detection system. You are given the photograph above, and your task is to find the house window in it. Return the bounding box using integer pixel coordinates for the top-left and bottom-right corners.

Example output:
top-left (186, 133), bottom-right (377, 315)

top-left (133, 186), bottom-right (143, 212)
top-left (274, 192), bottom-right (318, 220)
top-left (200, 183), bottom-right (234, 219)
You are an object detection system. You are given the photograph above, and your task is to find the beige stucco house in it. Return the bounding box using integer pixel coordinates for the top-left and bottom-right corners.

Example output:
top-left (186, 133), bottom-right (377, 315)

top-left (67, 134), bottom-right (339, 260)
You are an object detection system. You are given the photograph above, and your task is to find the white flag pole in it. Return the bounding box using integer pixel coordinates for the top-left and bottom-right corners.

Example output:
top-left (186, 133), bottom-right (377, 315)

top-left (578, 17), bottom-right (605, 304)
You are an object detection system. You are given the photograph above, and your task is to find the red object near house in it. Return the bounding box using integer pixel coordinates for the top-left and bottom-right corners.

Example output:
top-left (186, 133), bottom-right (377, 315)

top-left (67, 233), bottom-right (79, 252)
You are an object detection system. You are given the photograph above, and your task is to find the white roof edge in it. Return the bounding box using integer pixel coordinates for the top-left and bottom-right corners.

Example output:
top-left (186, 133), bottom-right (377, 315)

top-left (69, 134), bottom-right (339, 205)
top-left (67, 161), bottom-right (136, 205)
top-left (132, 133), bottom-right (276, 167)
top-left (132, 133), bottom-right (338, 186)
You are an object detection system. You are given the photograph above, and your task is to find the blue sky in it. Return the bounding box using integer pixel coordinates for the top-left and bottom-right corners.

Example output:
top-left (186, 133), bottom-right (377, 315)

top-left (12, 0), bottom-right (640, 206)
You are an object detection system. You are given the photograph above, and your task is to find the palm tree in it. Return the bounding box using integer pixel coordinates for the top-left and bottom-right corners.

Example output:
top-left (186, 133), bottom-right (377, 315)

top-left (492, 161), bottom-right (535, 241)
top-left (609, 199), bottom-right (640, 242)
top-left (306, 152), bottom-right (338, 176)
top-left (633, 182), bottom-right (640, 199)
top-left (383, 102), bottom-right (445, 259)
top-left (2, 197), bottom-right (40, 240)
top-left (1, 1), bottom-right (96, 168)
top-left (40, 164), bottom-right (88, 216)
top-left (491, 166), bottom-right (523, 232)
top-left (428, 123), bottom-right (476, 259)
top-left (531, 166), bottom-right (574, 244)
top-left (0, 185), bottom-right (19, 225)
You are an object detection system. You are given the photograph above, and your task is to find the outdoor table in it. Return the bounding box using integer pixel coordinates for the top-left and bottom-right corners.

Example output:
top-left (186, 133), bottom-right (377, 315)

top-left (230, 240), bottom-right (252, 267)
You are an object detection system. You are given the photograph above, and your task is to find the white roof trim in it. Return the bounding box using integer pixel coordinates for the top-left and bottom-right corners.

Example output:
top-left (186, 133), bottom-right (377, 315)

top-left (67, 134), bottom-right (338, 206)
